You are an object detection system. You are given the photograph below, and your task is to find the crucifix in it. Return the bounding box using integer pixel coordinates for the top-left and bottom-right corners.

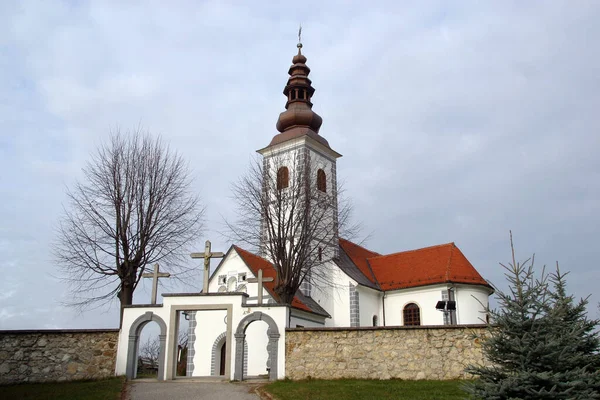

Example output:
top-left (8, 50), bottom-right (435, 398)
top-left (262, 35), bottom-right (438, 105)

top-left (141, 263), bottom-right (170, 305)
top-left (247, 269), bottom-right (274, 305)
top-left (190, 240), bottom-right (224, 294)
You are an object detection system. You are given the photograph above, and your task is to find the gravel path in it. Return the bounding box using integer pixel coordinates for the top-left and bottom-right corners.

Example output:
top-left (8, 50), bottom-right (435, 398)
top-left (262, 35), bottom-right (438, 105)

top-left (128, 380), bottom-right (262, 400)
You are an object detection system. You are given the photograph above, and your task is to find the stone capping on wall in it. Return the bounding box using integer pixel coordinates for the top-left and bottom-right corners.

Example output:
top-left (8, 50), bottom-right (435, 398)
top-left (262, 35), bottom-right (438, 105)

top-left (0, 329), bottom-right (120, 334)
top-left (123, 304), bottom-right (163, 308)
top-left (162, 292), bottom-right (250, 297)
top-left (286, 324), bottom-right (489, 332)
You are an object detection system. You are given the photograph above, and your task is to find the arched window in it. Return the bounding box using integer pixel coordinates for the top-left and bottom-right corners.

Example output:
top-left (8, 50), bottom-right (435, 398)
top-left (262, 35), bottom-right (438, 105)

top-left (403, 303), bottom-right (421, 326)
top-left (277, 167), bottom-right (289, 190)
top-left (317, 169), bottom-right (326, 192)
top-left (372, 315), bottom-right (378, 327)
top-left (227, 276), bottom-right (237, 292)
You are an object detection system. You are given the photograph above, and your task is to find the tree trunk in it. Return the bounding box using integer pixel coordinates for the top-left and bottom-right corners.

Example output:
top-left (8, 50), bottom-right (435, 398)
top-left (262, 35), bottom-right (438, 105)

top-left (275, 284), bottom-right (296, 305)
top-left (119, 283), bottom-right (135, 328)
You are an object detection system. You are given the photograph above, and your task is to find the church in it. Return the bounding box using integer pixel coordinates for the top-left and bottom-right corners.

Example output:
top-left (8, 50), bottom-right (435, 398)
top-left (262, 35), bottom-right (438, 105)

top-left (114, 41), bottom-right (493, 382)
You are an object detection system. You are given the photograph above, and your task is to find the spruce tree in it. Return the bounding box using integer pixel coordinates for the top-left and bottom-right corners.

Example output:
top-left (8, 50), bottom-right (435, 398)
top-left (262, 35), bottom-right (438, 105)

top-left (465, 233), bottom-right (600, 399)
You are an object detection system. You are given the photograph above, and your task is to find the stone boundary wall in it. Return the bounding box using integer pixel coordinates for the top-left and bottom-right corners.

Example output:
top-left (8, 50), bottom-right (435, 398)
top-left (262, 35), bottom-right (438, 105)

top-left (0, 329), bottom-right (119, 384)
top-left (285, 325), bottom-right (488, 380)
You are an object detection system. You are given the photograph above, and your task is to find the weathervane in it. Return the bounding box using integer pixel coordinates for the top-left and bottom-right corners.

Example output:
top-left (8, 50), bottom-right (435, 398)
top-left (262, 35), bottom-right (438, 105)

top-left (298, 24), bottom-right (302, 48)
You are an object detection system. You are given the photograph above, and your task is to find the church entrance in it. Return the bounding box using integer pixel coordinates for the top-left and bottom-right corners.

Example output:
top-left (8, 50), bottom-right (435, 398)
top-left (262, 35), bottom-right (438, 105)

top-left (244, 320), bottom-right (269, 378)
top-left (234, 311), bottom-right (280, 381)
top-left (164, 305), bottom-right (233, 380)
top-left (219, 342), bottom-right (227, 376)
top-left (125, 312), bottom-right (167, 381)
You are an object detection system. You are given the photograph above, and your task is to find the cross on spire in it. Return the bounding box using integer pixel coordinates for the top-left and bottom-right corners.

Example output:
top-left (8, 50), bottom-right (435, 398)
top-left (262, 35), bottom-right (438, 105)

top-left (247, 269), bottom-right (274, 305)
top-left (141, 263), bottom-right (170, 305)
top-left (190, 240), bottom-right (224, 293)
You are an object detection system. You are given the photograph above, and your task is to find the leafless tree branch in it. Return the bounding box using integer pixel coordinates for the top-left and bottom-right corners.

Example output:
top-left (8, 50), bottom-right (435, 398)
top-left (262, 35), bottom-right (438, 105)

top-left (225, 152), bottom-right (362, 304)
top-left (54, 128), bottom-right (205, 321)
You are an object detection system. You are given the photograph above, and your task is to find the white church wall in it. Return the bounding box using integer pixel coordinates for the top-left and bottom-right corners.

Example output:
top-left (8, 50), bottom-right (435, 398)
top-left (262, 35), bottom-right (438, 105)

top-left (262, 139), bottom-right (336, 185)
top-left (207, 250), bottom-right (271, 304)
top-left (163, 293), bottom-right (245, 308)
top-left (454, 284), bottom-right (490, 325)
top-left (357, 286), bottom-right (382, 327)
top-left (321, 264), bottom-right (356, 327)
top-left (245, 319), bottom-right (269, 376)
top-left (289, 309), bottom-right (326, 328)
top-left (121, 294), bottom-right (288, 380)
top-left (115, 305), bottom-right (171, 377)
top-left (237, 305), bottom-right (289, 379)
top-left (260, 137), bottom-right (339, 263)
top-left (191, 309), bottom-right (228, 376)
top-left (162, 294), bottom-right (247, 380)
top-left (384, 285), bottom-right (447, 326)
top-left (383, 284), bottom-right (491, 326)
top-left (306, 259), bottom-right (334, 325)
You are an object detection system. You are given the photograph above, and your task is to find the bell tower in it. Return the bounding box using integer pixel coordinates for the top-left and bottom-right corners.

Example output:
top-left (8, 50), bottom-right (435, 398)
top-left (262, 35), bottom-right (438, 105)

top-left (257, 40), bottom-right (342, 295)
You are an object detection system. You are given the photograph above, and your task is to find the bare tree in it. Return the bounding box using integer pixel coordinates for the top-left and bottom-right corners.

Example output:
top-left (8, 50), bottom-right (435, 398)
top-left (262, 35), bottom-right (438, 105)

top-left (138, 330), bottom-right (189, 374)
top-left (54, 129), bottom-right (204, 320)
top-left (138, 336), bottom-right (160, 370)
top-left (227, 152), bottom-right (360, 304)
top-left (178, 328), bottom-right (188, 349)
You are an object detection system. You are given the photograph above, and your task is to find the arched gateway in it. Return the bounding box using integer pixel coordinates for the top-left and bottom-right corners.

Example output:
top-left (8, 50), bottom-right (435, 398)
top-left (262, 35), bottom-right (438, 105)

top-left (126, 311), bottom-right (167, 380)
top-left (234, 311), bottom-right (280, 381)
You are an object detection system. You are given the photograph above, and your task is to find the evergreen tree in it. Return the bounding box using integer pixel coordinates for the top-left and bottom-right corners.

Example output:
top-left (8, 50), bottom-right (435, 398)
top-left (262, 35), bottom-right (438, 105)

top-left (465, 233), bottom-right (600, 399)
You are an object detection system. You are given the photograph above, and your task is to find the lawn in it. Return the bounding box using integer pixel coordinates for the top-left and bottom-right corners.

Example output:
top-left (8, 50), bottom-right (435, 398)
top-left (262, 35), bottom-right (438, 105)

top-left (0, 376), bottom-right (125, 400)
top-left (263, 379), bottom-right (470, 400)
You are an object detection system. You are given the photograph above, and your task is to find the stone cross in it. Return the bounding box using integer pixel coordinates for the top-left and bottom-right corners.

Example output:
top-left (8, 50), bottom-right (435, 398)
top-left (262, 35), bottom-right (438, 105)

top-left (247, 269), bottom-right (274, 305)
top-left (190, 240), bottom-right (224, 294)
top-left (141, 263), bottom-right (170, 305)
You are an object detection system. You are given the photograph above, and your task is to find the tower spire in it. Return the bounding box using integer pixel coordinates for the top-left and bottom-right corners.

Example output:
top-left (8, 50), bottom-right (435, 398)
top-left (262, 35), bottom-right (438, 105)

top-left (270, 37), bottom-right (330, 148)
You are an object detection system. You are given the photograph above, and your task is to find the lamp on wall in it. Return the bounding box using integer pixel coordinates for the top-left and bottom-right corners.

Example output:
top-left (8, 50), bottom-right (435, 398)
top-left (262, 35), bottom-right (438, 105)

top-left (435, 300), bottom-right (456, 311)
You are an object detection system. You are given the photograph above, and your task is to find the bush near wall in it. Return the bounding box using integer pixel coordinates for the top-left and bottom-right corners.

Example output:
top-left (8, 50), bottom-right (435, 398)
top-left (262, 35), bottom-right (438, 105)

top-left (0, 329), bottom-right (119, 384)
top-left (286, 325), bottom-right (489, 380)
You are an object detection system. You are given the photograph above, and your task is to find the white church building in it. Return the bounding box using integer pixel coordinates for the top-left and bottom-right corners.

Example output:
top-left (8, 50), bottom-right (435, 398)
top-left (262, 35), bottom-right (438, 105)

top-left (115, 42), bottom-right (493, 382)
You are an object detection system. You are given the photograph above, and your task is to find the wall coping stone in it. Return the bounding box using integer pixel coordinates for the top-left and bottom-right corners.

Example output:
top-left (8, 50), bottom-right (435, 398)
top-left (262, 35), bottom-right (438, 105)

top-left (123, 304), bottom-right (164, 308)
top-left (162, 292), bottom-right (249, 297)
top-left (286, 324), bottom-right (489, 332)
top-left (0, 329), bottom-right (119, 334)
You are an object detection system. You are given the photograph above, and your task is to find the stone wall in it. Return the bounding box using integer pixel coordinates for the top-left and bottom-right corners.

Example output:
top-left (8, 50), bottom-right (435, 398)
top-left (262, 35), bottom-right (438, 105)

top-left (0, 329), bottom-right (119, 384)
top-left (285, 325), bottom-right (488, 380)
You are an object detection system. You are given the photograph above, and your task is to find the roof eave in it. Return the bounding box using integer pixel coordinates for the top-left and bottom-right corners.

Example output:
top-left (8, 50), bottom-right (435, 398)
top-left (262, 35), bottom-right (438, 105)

top-left (382, 280), bottom-right (494, 293)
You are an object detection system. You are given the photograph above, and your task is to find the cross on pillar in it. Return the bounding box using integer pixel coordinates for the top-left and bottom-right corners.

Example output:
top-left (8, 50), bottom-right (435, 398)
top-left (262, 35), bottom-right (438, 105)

top-left (247, 269), bottom-right (274, 305)
top-left (141, 263), bottom-right (170, 305)
top-left (190, 240), bottom-right (224, 294)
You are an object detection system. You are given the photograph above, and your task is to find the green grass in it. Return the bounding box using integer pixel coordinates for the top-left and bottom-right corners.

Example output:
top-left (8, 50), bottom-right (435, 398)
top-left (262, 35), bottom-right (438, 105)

top-left (135, 372), bottom-right (158, 379)
top-left (0, 376), bottom-right (125, 400)
top-left (263, 379), bottom-right (470, 400)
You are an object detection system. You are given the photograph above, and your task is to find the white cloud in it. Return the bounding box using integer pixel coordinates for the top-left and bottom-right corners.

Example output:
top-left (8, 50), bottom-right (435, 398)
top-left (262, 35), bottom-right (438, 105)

top-left (1, 1), bottom-right (599, 328)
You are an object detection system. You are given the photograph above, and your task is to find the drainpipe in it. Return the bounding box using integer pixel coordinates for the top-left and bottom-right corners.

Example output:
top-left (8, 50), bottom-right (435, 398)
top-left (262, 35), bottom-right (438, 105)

top-left (382, 291), bottom-right (387, 326)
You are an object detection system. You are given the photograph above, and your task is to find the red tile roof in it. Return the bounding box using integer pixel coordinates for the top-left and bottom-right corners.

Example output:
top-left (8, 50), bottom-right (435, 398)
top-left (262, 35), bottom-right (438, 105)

top-left (340, 239), bottom-right (491, 291)
top-left (232, 246), bottom-right (314, 314)
top-left (339, 238), bottom-right (380, 285)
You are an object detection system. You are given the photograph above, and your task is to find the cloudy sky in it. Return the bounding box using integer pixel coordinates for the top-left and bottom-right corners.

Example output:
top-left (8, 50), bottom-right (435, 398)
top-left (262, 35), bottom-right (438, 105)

top-left (1, 1), bottom-right (598, 330)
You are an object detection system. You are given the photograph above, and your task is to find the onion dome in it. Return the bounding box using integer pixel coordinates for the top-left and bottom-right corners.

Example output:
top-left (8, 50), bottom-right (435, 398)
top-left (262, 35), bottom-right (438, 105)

top-left (269, 43), bottom-right (330, 148)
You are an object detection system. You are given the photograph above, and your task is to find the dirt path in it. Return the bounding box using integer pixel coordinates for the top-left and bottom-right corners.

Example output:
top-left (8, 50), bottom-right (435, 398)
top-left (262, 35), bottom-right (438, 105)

top-left (128, 380), bottom-right (262, 400)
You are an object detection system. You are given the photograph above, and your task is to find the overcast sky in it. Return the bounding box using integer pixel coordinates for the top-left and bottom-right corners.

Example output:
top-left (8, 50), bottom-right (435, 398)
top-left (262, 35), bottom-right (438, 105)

top-left (1, 1), bottom-right (599, 330)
